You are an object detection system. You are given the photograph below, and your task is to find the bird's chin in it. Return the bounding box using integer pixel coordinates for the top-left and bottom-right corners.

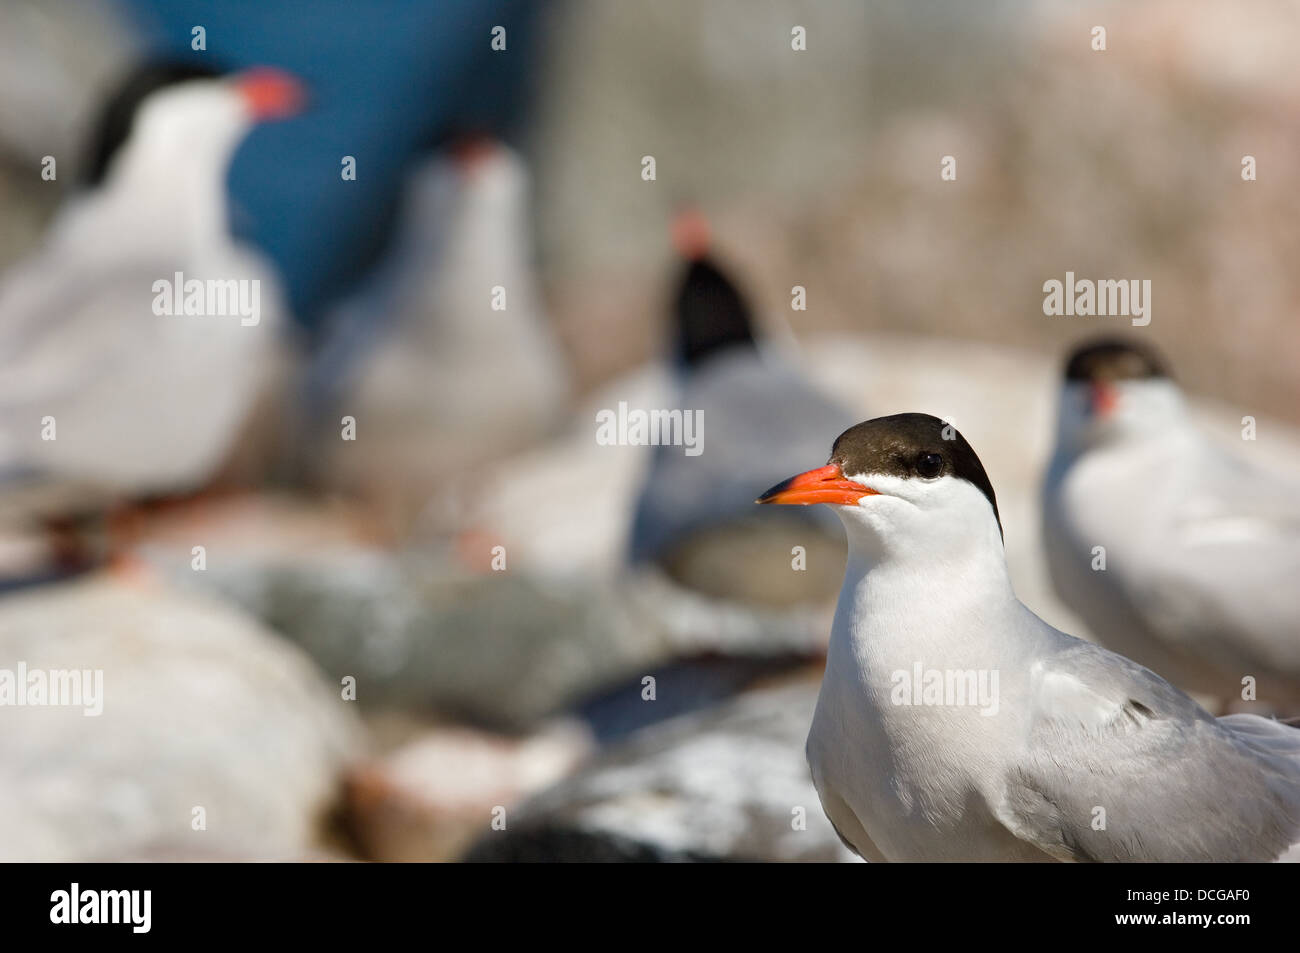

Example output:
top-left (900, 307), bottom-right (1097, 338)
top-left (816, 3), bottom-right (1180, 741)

top-left (830, 500), bottom-right (890, 536)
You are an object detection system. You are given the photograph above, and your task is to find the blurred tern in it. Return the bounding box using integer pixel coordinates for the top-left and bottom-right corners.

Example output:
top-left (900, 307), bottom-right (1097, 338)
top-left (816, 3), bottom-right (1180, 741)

top-left (759, 413), bottom-right (1300, 861)
top-left (1043, 338), bottom-right (1300, 710)
top-left (0, 65), bottom-right (302, 518)
top-left (628, 210), bottom-right (855, 604)
top-left (315, 138), bottom-right (569, 508)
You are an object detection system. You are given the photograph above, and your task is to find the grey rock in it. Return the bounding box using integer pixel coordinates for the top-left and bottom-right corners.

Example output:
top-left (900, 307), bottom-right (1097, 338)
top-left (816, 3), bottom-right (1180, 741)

top-left (464, 680), bottom-right (860, 862)
top-left (150, 542), bottom-right (831, 731)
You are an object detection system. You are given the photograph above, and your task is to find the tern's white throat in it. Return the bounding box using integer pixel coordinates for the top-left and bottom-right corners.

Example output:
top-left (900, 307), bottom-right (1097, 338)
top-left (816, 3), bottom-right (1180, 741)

top-left (828, 472), bottom-right (1019, 674)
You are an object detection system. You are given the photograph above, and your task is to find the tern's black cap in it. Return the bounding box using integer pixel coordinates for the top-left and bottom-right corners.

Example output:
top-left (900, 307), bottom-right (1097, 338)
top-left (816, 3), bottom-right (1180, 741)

top-left (1063, 337), bottom-right (1169, 383)
top-left (829, 413), bottom-right (1002, 537)
top-left (673, 256), bottom-right (756, 369)
top-left (84, 60), bottom-right (224, 186)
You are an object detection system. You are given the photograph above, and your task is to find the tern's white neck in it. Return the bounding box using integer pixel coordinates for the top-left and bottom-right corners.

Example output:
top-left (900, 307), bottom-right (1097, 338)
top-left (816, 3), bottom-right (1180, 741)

top-left (828, 479), bottom-right (1021, 678)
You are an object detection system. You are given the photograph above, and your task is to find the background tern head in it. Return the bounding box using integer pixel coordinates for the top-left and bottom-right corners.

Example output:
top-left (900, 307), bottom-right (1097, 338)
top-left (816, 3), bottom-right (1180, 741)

top-left (668, 207), bottom-right (756, 372)
top-left (90, 64), bottom-right (305, 193)
top-left (1053, 337), bottom-right (1182, 458)
top-left (758, 413), bottom-right (1003, 563)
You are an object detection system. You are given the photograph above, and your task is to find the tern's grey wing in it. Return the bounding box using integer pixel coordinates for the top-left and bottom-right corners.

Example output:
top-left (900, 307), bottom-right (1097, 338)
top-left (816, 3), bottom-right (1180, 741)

top-left (0, 256), bottom-right (149, 409)
top-left (0, 251), bottom-right (278, 496)
top-left (628, 348), bottom-right (855, 563)
top-left (1129, 538), bottom-right (1300, 691)
top-left (1046, 438), bottom-right (1300, 699)
top-left (995, 636), bottom-right (1300, 862)
top-left (1112, 450), bottom-right (1300, 689)
top-left (1189, 443), bottom-right (1300, 525)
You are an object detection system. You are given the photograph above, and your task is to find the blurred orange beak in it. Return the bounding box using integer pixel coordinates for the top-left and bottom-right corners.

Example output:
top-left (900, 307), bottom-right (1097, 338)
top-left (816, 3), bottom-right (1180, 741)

top-left (756, 463), bottom-right (877, 506)
top-left (235, 67), bottom-right (306, 121)
top-left (1090, 381), bottom-right (1119, 417)
top-left (451, 135), bottom-right (498, 171)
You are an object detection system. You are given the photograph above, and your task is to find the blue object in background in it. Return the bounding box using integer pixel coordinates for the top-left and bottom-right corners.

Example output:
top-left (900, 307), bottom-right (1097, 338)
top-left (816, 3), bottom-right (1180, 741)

top-left (116, 0), bottom-right (541, 332)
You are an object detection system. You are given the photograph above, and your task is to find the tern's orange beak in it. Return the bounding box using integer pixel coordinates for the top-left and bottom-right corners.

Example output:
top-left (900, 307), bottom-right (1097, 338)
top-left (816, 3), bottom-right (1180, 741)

top-left (1089, 381), bottom-right (1119, 417)
top-left (235, 67), bottom-right (306, 121)
top-left (756, 463), bottom-right (877, 506)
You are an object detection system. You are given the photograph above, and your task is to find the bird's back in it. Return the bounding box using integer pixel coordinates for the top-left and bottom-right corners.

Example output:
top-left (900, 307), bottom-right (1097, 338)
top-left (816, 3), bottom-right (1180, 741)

top-left (1044, 433), bottom-right (1300, 706)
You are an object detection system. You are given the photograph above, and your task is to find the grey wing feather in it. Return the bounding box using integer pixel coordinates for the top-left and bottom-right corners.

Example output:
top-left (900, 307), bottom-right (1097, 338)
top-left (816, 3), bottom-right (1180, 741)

top-left (0, 252), bottom-right (275, 498)
top-left (1131, 455), bottom-right (1300, 681)
top-left (997, 638), bottom-right (1300, 862)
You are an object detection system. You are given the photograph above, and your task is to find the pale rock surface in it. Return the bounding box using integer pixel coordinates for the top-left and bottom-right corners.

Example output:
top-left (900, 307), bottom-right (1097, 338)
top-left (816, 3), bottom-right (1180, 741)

top-left (0, 574), bottom-right (362, 861)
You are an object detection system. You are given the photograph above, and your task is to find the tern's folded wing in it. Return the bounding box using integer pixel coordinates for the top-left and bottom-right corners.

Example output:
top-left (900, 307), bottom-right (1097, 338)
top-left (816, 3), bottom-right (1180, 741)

top-left (994, 639), bottom-right (1300, 862)
top-left (0, 254), bottom-right (281, 495)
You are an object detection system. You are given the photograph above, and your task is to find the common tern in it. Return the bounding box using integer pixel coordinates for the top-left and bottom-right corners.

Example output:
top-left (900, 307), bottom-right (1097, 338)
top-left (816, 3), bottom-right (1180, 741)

top-left (1043, 338), bottom-right (1300, 710)
top-left (0, 66), bottom-right (302, 518)
top-left (759, 412), bottom-right (1300, 861)
top-left (628, 211), bottom-right (854, 603)
top-left (314, 138), bottom-right (569, 511)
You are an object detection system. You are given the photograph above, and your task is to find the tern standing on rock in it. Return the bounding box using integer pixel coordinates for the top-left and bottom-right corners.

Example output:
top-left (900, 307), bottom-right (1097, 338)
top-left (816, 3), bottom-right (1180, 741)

top-left (1042, 338), bottom-right (1300, 711)
top-left (759, 413), bottom-right (1300, 861)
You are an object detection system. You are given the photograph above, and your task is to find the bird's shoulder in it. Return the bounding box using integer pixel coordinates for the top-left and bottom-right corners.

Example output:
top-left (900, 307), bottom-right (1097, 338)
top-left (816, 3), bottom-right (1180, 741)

top-left (992, 632), bottom-right (1300, 861)
top-left (1025, 635), bottom-right (1209, 728)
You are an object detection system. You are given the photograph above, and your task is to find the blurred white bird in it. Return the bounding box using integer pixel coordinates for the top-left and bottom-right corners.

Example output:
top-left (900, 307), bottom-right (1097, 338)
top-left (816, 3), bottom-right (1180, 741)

top-left (627, 211), bottom-right (855, 604)
top-left (315, 138), bottom-right (569, 515)
top-left (760, 413), bottom-right (1300, 861)
top-left (0, 66), bottom-right (302, 520)
top-left (1042, 338), bottom-right (1300, 711)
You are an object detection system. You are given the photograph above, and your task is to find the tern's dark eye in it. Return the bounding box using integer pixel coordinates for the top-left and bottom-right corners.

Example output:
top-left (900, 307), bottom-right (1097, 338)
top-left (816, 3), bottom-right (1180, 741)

top-left (915, 452), bottom-right (943, 479)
